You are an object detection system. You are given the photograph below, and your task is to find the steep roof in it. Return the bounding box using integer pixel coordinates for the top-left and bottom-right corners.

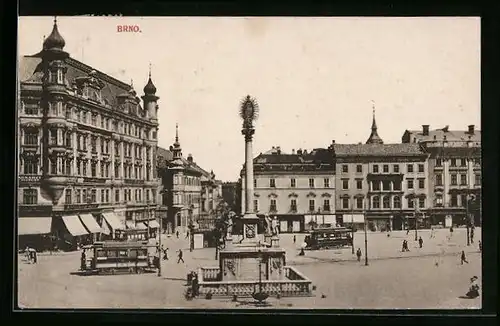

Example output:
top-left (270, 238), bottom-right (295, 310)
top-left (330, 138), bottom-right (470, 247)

top-left (333, 143), bottom-right (426, 157)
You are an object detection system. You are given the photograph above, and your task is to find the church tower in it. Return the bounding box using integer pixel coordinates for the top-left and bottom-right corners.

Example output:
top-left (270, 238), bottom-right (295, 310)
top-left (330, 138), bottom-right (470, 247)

top-left (366, 102), bottom-right (384, 145)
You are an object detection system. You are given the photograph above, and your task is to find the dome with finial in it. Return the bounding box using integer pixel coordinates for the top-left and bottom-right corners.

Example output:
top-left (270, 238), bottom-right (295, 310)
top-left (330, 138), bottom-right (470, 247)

top-left (43, 17), bottom-right (66, 51)
top-left (143, 63), bottom-right (157, 95)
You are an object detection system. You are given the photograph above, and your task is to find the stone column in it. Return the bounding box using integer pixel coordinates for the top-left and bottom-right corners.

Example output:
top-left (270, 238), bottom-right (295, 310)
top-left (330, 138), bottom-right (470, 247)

top-left (244, 130), bottom-right (255, 214)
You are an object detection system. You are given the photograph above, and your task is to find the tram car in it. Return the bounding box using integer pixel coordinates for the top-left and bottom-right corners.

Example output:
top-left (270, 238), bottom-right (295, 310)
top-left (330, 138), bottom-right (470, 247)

top-left (304, 227), bottom-right (353, 250)
top-left (80, 241), bottom-right (159, 275)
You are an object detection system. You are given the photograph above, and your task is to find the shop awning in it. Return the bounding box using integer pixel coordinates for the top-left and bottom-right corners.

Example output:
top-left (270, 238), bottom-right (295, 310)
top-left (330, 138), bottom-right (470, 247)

top-left (323, 215), bottom-right (336, 224)
top-left (18, 217), bottom-right (52, 236)
top-left (79, 214), bottom-right (102, 233)
top-left (135, 223), bottom-right (148, 230)
top-left (343, 214), bottom-right (366, 223)
top-left (102, 213), bottom-right (124, 230)
top-left (145, 220), bottom-right (160, 228)
top-left (62, 215), bottom-right (89, 236)
top-left (126, 221), bottom-right (135, 229)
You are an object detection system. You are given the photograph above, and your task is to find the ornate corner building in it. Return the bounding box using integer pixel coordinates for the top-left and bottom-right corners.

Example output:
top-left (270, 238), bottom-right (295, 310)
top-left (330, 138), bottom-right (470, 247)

top-left (18, 20), bottom-right (162, 243)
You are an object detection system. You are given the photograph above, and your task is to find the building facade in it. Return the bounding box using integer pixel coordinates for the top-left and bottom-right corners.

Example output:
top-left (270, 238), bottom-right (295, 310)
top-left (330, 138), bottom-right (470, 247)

top-left (332, 112), bottom-right (430, 231)
top-left (18, 20), bottom-right (161, 245)
top-left (241, 146), bottom-right (336, 233)
top-left (402, 124), bottom-right (481, 227)
top-left (222, 181), bottom-right (240, 214)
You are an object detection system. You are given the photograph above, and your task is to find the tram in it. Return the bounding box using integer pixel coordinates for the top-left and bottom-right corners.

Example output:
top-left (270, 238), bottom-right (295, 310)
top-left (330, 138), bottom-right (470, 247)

top-left (304, 227), bottom-right (353, 250)
top-left (80, 241), bottom-right (159, 275)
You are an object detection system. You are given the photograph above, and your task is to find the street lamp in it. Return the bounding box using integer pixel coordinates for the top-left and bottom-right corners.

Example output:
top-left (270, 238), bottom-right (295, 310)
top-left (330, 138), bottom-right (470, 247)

top-left (414, 198), bottom-right (419, 242)
top-left (188, 206), bottom-right (194, 252)
top-left (351, 199), bottom-right (355, 255)
top-left (157, 209), bottom-right (162, 277)
top-left (364, 196), bottom-right (368, 266)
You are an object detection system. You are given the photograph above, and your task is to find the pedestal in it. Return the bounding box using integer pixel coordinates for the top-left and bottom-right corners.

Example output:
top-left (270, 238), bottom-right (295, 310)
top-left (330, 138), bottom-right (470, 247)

top-left (270, 235), bottom-right (280, 248)
top-left (219, 247), bottom-right (286, 281)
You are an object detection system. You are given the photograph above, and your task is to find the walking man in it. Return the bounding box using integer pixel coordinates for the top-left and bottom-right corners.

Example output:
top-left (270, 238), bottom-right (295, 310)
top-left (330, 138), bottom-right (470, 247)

top-left (176, 230), bottom-right (179, 239)
top-left (478, 241), bottom-right (482, 252)
top-left (470, 227), bottom-right (475, 244)
top-left (356, 248), bottom-right (362, 262)
top-left (461, 250), bottom-right (469, 264)
top-left (177, 249), bottom-right (185, 264)
top-left (293, 235), bottom-right (296, 244)
top-left (163, 247), bottom-right (169, 260)
top-left (418, 236), bottom-right (423, 249)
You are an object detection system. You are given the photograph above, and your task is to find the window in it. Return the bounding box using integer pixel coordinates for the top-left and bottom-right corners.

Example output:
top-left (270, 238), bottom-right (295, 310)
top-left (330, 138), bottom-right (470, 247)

top-left (91, 114), bottom-right (97, 126)
top-left (373, 165), bottom-right (379, 173)
top-left (393, 196), bottom-right (401, 209)
top-left (115, 142), bottom-right (120, 156)
top-left (393, 181), bottom-right (402, 191)
top-left (115, 189), bottom-right (120, 202)
top-left (417, 164), bottom-right (424, 173)
top-left (23, 129), bottom-right (38, 145)
top-left (100, 189), bottom-right (105, 203)
top-left (450, 194), bottom-right (458, 207)
top-left (23, 159), bottom-right (38, 174)
top-left (342, 179), bottom-right (349, 190)
top-left (435, 195), bottom-right (443, 206)
top-left (82, 189), bottom-right (87, 202)
top-left (290, 178), bottom-right (296, 188)
top-left (65, 132), bottom-right (71, 148)
top-left (450, 159), bottom-right (457, 167)
top-left (323, 199), bottom-right (330, 211)
top-left (65, 159), bottom-right (71, 175)
top-left (436, 174), bottom-right (443, 186)
top-left (382, 180), bottom-right (391, 191)
top-left (309, 199), bottom-right (315, 212)
top-left (460, 158), bottom-right (467, 166)
top-left (91, 162), bottom-right (97, 177)
top-left (152, 190), bottom-right (156, 204)
top-left (50, 157), bottom-right (57, 175)
top-left (82, 111), bottom-right (87, 123)
top-left (270, 199), bottom-right (277, 212)
top-left (382, 196), bottom-right (390, 209)
top-left (407, 164), bottom-right (414, 173)
top-left (342, 197), bottom-right (349, 209)
top-left (91, 137), bottom-right (97, 153)
top-left (106, 189), bottom-right (110, 203)
top-left (23, 189), bottom-right (37, 204)
top-left (324, 178), bottom-right (330, 188)
top-left (269, 178), bottom-right (275, 188)
top-left (451, 174), bottom-right (457, 185)
top-left (356, 197), bottom-right (363, 209)
top-left (291, 199), bottom-right (297, 211)
top-left (393, 164), bottom-right (399, 173)
top-left (473, 158), bottom-right (480, 166)
top-left (82, 161), bottom-right (87, 176)
top-left (372, 181), bottom-right (380, 191)
top-left (309, 178), bottom-right (315, 188)
top-left (254, 179), bottom-right (257, 188)
top-left (49, 129), bottom-right (57, 145)
top-left (91, 189), bottom-right (96, 203)
top-left (115, 163), bottom-right (120, 178)
top-left (474, 174), bottom-right (481, 185)
top-left (407, 179), bottom-right (414, 189)
top-left (419, 198), bottom-right (425, 208)
top-left (436, 158), bottom-right (442, 167)
top-left (460, 174), bottom-right (467, 185)
top-left (356, 165), bottom-right (362, 173)
top-left (418, 178), bottom-right (425, 189)
top-left (383, 165), bottom-right (389, 173)
top-left (408, 198), bottom-right (415, 209)
top-left (342, 165), bottom-right (348, 173)
top-left (24, 103), bottom-right (38, 115)
top-left (253, 199), bottom-right (259, 212)
top-left (356, 180), bottom-right (362, 190)
top-left (57, 70), bottom-right (63, 83)
top-left (75, 189), bottom-right (81, 204)
top-left (373, 196), bottom-right (380, 209)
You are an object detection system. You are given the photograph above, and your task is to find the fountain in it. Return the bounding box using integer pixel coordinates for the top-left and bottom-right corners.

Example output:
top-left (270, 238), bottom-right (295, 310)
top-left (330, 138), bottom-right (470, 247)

top-left (197, 95), bottom-right (312, 299)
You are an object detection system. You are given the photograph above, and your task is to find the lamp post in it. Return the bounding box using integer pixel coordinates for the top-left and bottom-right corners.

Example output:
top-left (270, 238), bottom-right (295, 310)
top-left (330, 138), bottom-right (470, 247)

top-left (157, 209), bottom-right (162, 277)
top-left (364, 196), bottom-right (368, 266)
top-left (147, 205), bottom-right (151, 241)
top-left (188, 206), bottom-right (194, 252)
top-left (351, 200), bottom-right (355, 255)
top-left (414, 198), bottom-right (419, 242)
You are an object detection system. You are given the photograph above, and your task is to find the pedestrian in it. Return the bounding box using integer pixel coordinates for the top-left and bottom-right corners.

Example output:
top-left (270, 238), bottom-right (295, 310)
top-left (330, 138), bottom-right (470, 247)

top-left (466, 276), bottom-right (480, 298)
top-left (185, 231), bottom-right (189, 239)
top-left (24, 246), bottom-right (30, 263)
top-left (356, 248), bottom-right (362, 262)
top-left (406, 228), bottom-right (410, 235)
top-left (418, 236), bottom-right (423, 249)
top-left (401, 240), bottom-right (406, 252)
top-left (470, 227), bottom-right (475, 244)
top-left (163, 247), bottom-right (169, 260)
top-left (31, 248), bottom-right (38, 264)
top-left (430, 227), bottom-right (434, 239)
top-left (192, 272), bottom-right (199, 297)
top-left (293, 235), bottom-right (296, 244)
top-left (478, 241), bottom-right (482, 252)
top-left (80, 250), bottom-right (86, 271)
top-left (461, 250), bottom-right (469, 264)
top-left (176, 230), bottom-right (179, 239)
top-left (177, 249), bottom-right (185, 263)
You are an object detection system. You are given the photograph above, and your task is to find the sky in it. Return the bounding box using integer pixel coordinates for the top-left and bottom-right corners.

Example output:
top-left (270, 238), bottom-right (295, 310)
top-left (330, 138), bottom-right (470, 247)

top-left (18, 16), bottom-right (481, 182)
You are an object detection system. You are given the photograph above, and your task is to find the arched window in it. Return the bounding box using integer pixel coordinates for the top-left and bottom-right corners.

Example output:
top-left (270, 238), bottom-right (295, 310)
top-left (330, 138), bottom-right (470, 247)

top-left (393, 196), bottom-right (401, 209)
top-left (383, 196), bottom-right (390, 209)
top-left (372, 196), bottom-right (380, 209)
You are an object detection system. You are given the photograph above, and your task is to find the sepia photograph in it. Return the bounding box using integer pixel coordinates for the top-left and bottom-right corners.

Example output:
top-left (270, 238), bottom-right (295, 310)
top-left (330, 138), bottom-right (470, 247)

top-left (16, 16), bottom-right (481, 310)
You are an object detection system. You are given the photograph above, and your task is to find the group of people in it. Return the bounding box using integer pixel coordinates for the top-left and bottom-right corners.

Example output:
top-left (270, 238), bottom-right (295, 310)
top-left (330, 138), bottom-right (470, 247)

top-left (24, 246), bottom-right (38, 264)
top-left (157, 243), bottom-right (185, 264)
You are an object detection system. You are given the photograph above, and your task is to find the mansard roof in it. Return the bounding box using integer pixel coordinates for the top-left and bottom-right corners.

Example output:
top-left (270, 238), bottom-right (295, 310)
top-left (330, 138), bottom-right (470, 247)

top-left (332, 143), bottom-right (427, 157)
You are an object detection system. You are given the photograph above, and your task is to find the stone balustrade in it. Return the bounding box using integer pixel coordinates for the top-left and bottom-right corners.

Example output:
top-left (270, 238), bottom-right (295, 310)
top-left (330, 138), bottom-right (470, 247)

top-left (197, 266), bottom-right (313, 298)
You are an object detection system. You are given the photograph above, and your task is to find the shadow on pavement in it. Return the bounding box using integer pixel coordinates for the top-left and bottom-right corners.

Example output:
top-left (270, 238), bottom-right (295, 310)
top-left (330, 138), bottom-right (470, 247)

top-left (161, 277), bottom-right (187, 282)
top-left (69, 270), bottom-right (157, 276)
top-left (458, 295), bottom-right (479, 300)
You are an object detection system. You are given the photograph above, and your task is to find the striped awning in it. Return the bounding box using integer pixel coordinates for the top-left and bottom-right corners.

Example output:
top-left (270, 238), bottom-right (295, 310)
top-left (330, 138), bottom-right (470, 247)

top-left (135, 222), bottom-right (148, 230)
top-left (79, 214), bottom-right (102, 233)
top-left (62, 215), bottom-right (89, 236)
top-left (18, 217), bottom-right (52, 236)
top-left (126, 221), bottom-right (135, 229)
top-left (145, 220), bottom-right (160, 228)
top-left (102, 212), bottom-right (124, 230)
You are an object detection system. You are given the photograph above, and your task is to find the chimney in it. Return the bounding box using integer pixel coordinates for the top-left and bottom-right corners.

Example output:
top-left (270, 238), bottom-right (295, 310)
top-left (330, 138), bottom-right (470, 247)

top-left (297, 149), bottom-right (303, 155)
top-left (331, 139), bottom-right (335, 145)
top-left (187, 154), bottom-right (193, 163)
top-left (277, 146), bottom-right (281, 155)
top-left (303, 149), bottom-right (308, 155)
top-left (169, 145), bottom-right (173, 151)
top-left (292, 149), bottom-right (295, 154)
top-left (468, 125), bottom-right (475, 134)
top-left (422, 125), bottom-right (430, 136)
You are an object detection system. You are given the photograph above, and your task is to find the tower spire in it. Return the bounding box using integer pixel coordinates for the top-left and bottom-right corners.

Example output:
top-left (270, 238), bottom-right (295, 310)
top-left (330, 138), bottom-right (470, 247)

top-left (149, 62), bottom-right (152, 78)
top-left (172, 123), bottom-right (183, 160)
top-left (366, 100), bottom-right (384, 144)
top-left (175, 123), bottom-right (179, 143)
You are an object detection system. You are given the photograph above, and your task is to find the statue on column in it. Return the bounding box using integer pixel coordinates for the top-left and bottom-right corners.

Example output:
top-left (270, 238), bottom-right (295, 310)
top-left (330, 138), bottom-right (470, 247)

top-left (264, 214), bottom-right (273, 236)
top-left (226, 212), bottom-right (235, 237)
top-left (271, 216), bottom-right (279, 236)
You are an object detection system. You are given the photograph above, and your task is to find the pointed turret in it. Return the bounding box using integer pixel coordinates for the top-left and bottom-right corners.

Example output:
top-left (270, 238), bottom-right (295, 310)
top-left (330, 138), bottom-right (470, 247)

top-left (172, 123), bottom-right (183, 162)
top-left (141, 63), bottom-right (159, 121)
top-left (43, 17), bottom-right (66, 52)
top-left (143, 63), bottom-right (157, 95)
top-left (366, 102), bottom-right (384, 144)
